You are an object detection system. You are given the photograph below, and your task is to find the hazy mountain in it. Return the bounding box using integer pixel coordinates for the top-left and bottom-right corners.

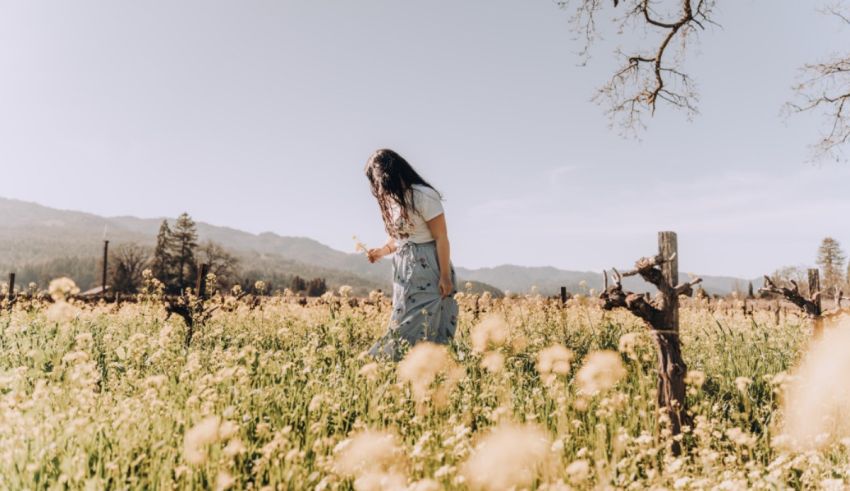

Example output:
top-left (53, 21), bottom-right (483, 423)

top-left (0, 197), bottom-right (756, 295)
top-left (456, 265), bottom-right (760, 297)
top-left (0, 198), bottom-right (490, 294)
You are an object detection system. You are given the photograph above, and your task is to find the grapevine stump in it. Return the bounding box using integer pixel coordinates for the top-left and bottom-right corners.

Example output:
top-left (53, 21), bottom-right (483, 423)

top-left (599, 231), bottom-right (699, 455)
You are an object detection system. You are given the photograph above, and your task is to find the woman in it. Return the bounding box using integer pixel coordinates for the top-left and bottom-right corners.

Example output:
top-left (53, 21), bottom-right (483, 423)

top-left (364, 149), bottom-right (458, 361)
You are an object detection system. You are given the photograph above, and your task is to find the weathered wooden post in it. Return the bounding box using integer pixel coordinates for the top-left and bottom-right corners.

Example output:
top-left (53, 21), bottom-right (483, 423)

top-left (808, 269), bottom-right (823, 336)
top-left (656, 231), bottom-right (690, 452)
top-left (7, 272), bottom-right (14, 309)
top-left (195, 263), bottom-right (210, 299)
top-left (600, 231), bottom-right (698, 456)
top-left (102, 240), bottom-right (109, 299)
top-left (560, 286), bottom-right (568, 305)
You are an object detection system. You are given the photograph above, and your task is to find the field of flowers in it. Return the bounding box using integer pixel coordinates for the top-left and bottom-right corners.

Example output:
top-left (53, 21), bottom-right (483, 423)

top-left (1, 279), bottom-right (848, 490)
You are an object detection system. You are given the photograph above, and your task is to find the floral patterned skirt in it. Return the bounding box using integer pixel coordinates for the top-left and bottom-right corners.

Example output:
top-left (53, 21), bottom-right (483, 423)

top-left (368, 241), bottom-right (458, 361)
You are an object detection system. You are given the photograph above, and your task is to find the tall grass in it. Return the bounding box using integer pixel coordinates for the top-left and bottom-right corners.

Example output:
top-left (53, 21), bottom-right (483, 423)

top-left (0, 290), bottom-right (845, 490)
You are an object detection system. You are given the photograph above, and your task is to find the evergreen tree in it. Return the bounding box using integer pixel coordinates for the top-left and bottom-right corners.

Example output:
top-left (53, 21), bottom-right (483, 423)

top-left (290, 275), bottom-right (307, 293)
top-left (305, 278), bottom-right (327, 297)
top-left (816, 237), bottom-right (847, 296)
top-left (170, 213), bottom-right (199, 292)
top-left (151, 220), bottom-right (174, 285)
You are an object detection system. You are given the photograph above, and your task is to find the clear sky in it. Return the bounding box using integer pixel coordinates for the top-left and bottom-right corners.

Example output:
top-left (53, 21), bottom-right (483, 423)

top-left (0, 0), bottom-right (848, 278)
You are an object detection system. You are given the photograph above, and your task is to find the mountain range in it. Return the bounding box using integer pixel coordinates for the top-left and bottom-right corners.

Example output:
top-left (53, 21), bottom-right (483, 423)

top-left (0, 197), bottom-right (759, 296)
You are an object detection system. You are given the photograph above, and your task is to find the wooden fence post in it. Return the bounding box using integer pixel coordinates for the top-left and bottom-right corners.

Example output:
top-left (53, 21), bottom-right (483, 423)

top-left (657, 231), bottom-right (690, 454)
top-left (600, 231), bottom-right (697, 456)
top-left (196, 263), bottom-right (210, 299)
top-left (102, 240), bottom-right (109, 299)
top-left (659, 231), bottom-right (679, 326)
top-left (807, 269), bottom-right (822, 312)
top-left (560, 286), bottom-right (568, 305)
top-left (808, 269), bottom-right (823, 337)
top-left (7, 272), bottom-right (14, 309)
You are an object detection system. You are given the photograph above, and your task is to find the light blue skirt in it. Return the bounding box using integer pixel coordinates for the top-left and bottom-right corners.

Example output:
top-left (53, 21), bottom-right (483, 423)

top-left (369, 241), bottom-right (459, 361)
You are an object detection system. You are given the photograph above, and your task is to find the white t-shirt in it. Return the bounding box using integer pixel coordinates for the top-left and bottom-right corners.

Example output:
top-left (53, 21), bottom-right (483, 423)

top-left (392, 184), bottom-right (444, 244)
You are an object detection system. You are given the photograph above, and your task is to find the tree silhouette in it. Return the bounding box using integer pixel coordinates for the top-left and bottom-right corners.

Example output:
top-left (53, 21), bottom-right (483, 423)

top-left (110, 243), bottom-right (151, 294)
top-left (171, 213), bottom-right (199, 292)
top-left (558, 0), bottom-right (849, 159)
top-left (290, 275), bottom-right (307, 294)
top-left (817, 237), bottom-right (847, 296)
top-left (306, 278), bottom-right (327, 297)
top-left (198, 241), bottom-right (240, 289)
top-left (152, 220), bottom-right (175, 286)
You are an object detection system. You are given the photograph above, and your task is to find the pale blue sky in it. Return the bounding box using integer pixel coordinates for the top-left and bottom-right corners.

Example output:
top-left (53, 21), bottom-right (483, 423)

top-left (0, 1), bottom-right (848, 277)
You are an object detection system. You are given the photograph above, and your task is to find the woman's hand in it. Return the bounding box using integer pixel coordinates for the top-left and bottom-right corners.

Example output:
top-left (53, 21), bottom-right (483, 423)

top-left (366, 248), bottom-right (385, 264)
top-left (439, 275), bottom-right (453, 298)
top-left (367, 237), bottom-right (397, 264)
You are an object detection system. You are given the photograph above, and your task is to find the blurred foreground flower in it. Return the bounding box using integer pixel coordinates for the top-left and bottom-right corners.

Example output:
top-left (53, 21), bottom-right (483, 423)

top-left (782, 317), bottom-right (850, 449)
top-left (576, 351), bottom-right (626, 395)
top-left (470, 315), bottom-right (509, 353)
top-left (536, 345), bottom-right (574, 385)
top-left (49, 277), bottom-right (79, 302)
top-left (460, 422), bottom-right (552, 491)
top-left (184, 416), bottom-right (222, 465)
top-left (398, 343), bottom-right (463, 409)
top-left (333, 430), bottom-right (406, 490)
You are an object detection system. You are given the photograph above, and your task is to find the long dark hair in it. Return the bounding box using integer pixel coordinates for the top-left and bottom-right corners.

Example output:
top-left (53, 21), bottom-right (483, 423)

top-left (365, 149), bottom-right (440, 238)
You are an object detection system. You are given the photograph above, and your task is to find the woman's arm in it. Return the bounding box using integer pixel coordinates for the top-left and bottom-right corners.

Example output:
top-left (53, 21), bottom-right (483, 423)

top-left (367, 236), bottom-right (397, 264)
top-left (426, 214), bottom-right (452, 298)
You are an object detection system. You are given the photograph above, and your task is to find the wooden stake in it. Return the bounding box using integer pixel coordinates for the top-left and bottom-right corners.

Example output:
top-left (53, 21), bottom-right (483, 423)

top-left (600, 231), bottom-right (696, 455)
top-left (7, 272), bottom-right (14, 309)
top-left (808, 268), bottom-right (823, 337)
top-left (807, 269), bottom-right (822, 314)
top-left (657, 231), bottom-right (689, 454)
top-left (659, 231), bottom-right (679, 328)
top-left (8, 272), bottom-right (14, 299)
top-left (102, 240), bottom-right (109, 299)
top-left (560, 286), bottom-right (568, 305)
top-left (196, 263), bottom-right (210, 299)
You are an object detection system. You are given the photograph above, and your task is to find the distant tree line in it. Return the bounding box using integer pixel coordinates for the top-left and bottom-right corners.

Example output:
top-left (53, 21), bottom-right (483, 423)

top-left (13, 257), bottom-right (98, 291)
top-left (288, 276), bottom-right (328, 297)
top-left (770, 236), bottom-right (849, 298)
top-left (105, 212), bottom-right (329, 296)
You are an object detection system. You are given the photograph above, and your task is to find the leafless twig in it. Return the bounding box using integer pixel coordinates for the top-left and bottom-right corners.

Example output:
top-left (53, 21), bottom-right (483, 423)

top-left (787, 2), bottom-right (850, 160)
top-left (558, 0), bottom-right (718, 133)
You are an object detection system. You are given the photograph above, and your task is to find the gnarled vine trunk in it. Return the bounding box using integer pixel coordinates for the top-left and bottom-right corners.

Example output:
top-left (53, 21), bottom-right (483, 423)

top-left (600, 231), bottom-right (697, 455)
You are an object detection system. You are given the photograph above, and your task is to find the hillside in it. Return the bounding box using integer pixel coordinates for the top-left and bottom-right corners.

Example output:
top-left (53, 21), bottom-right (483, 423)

top-left (0, 197), bottom-right (756, 296)
top-left (456, 265), bottom-right (760, 297)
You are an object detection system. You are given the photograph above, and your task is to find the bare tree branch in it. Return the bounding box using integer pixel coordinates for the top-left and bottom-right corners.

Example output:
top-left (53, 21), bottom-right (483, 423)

top-left (821, 2), bottom-right (850, 24)
top-left (558, 0), bottom-right (717, 133)
top-left (788, 2), bottom-right (850, 160)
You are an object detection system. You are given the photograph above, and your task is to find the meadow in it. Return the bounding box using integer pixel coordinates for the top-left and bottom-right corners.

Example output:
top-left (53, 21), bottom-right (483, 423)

top-left (0, 278), bottom-right (848, 491)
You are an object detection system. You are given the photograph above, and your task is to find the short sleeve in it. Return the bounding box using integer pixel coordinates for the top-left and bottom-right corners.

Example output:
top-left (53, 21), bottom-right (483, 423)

top-left (415, 187), bottom-right (444, 221)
